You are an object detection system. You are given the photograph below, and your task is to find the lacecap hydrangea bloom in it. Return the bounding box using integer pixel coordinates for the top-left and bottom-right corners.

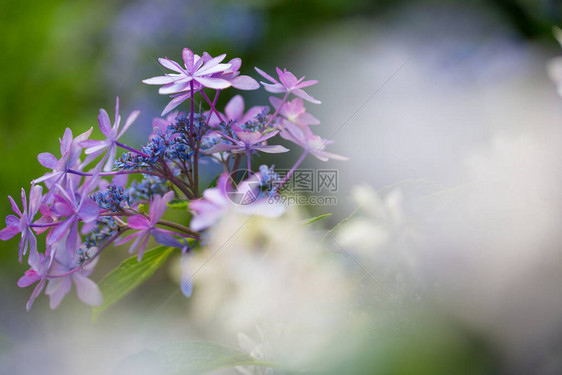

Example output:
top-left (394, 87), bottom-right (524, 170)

top-left (1, 47), bottom-right (346, 311)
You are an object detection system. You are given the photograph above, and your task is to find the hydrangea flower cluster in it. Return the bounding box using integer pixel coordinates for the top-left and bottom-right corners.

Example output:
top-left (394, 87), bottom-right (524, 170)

top-left (1, 47), bottom-right (345, 310)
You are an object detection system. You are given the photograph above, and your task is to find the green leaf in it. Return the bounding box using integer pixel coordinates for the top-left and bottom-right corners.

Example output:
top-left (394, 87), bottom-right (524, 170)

top-left (114, 341), bottom-right (277, 375)
top-left (92, 246), bottom-right (175, 321)
top-left (167, 199), bottom-right (190, 210)
top-left (304, 213), bottom-right (332, 225)
top-left (206, 174), bottom-right (221, 189)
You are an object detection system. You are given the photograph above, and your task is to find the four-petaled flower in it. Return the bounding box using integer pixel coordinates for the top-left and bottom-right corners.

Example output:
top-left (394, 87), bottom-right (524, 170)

top-left (270, 96), bottom-right (320, 127)
top-left (80, 97), bottom-right (140, 171)
top-left (255, 67), bottom-right (321, 104)
top-left (47, 179), bottom-right (100, 253)
top-left (45, 244), bottom-right (102, 309)
top-left (115, 191), bottom-right (182, 261)
top-left (280, 123), bottom-right (347, 161)
top-left (206, 95), bottom-right (267, 127)
top-left (207, 125), bottom-right (289, 155)
top-left (0, 185), bottom-right (44, 268)
top-left (34, 127), bottom-right (93, 188)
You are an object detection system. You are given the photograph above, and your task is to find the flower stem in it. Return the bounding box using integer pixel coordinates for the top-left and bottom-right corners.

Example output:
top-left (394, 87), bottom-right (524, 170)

top-left (201, 90), bottom-right (226, 123)
top-left (275, 149), bottom-right (308, 191)
top-left (264, 92), bottom-right (289, 128)
top-left (246, 146), bottom-right (251, 173)
top-left (115, 142), bottom-right (150, 158)
top-left (157, 219), bottom-right (199, 237)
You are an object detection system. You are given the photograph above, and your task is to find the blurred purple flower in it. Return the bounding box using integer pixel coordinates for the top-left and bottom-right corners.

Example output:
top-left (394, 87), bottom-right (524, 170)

top-left (206, 95), bottom-right (267, 127)
top-left (207, 125), bottom-right (289, 155)
top-left (255, 67), bottom-right (320, 104)
top-left (280, 123), bottom-right (347, 161)
top-left (189, 174), bottom-right (284, 231)
top-left (45, 248), bottom-right (102, 309)
top-left (270, 96), bottom-right (319, 127)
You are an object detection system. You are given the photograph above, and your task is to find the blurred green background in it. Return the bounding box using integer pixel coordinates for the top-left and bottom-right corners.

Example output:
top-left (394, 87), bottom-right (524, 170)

top-left (0, 0), bottom-right (561, 372)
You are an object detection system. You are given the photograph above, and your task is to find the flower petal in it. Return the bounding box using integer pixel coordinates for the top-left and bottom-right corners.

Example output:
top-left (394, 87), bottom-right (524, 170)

top-left (98, 109), bottom-right (112, 136)
top-left (38, 153), bottom-right (59, 169)
top-left (231, 75), bottom-right (259, 90)
top-left (73, 273), bottom-right (103, 306)
top-left (193, 76), bottom-right (231, 90)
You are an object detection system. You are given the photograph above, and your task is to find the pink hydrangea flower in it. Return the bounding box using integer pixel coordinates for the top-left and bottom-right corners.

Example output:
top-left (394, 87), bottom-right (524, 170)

top-left (219, 58), bottom-right (259, 90)
top-left (206, 95), bottom-right (267, 127)
top-left (206, 125), bottom-right (289, 155)
top-left (115, 191), bottom-right (183, 261)
top-left (255, 67), bottom-right (321, 104)
top-left (45, 246), bottom-right (102, 309)
top-left (280, 123), bottom-right (348, 161)
top-left (269, 96), bottom-right (320, 127)
top-left (79, 97), bottom-right (140, 171)
top-left (189, 174), bottom-right (285, 232)
top-left (34, 127), bottom-right (93, 187)
top-left (150, 111), bottom-right (179, 139)
top-left (143, 48), bottom-right (232, 115)
top-left (47, 178), bottom-right (100, 253)
top-left (0, 185), bottom-right (44, 267)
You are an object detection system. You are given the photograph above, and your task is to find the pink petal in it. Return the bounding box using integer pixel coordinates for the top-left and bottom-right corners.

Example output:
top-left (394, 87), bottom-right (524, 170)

top-left (46, 277), bottom-right (72, 309)
top-left (293, 88), bottom-right (321, 104)
top-left (47, 218), bottom-right (73, 245)
top-left (26, 279), bottom-right (46, 311)
top-left (159, 57), bottom-right (184, 73)
top-left (182, 49), bottom-right (194, 71)
top-left (159, 79), bottom-right (192, 95)
top-left (254, 67), bottom-right (278, 83)
top-left (0, 225), bottom-right (19, 240)
top-left (253, 145), bottom-right (290, 153)
top-left (78, 199), bottom-right (100, 223)
top-left (8, 195), bottom-right (22, 216)
top-left (18, 269), bottom-right (41, 288)
top-left (193, 76), bottom-right (232, 90)
top-left (38, 153), bottom-right (59, 169)
top-left (60, 128), bottom-right (73, 155)
top-left (149, 191), bottom-right (174, 224)
top-left (29, 185), bottom-right (43, 217)
top-left (73, 273), bottom-right (102, 306)
top-left (117, 110), bottom-right (140, 139)
top-left (127, 215), bottom-right (151, 230)
top-left (278, 69), bottom-right (298, 88)
top-left (162, 92), bottom-right (192, 116)
top-left (142, 75), bottom-right (178, 85)
top-left (98, 109), bottom-right (112, 136)
top-left (231, 75), bottom-right (259, 90)
top-left (225, 95), bottom-right (244, 122)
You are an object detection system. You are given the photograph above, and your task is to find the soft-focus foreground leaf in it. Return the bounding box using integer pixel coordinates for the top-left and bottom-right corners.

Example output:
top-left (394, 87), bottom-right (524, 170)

top-left (114, 341), bottom-right (276, 375)
top-left (304, 213), bottom-right (332, 225)
top-left (92, 246), bottom-right (175, 321)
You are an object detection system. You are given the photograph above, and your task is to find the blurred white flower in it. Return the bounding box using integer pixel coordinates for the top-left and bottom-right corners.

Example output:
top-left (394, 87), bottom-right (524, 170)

top-left (337, 185), bottom-right (403, 254)
top-left (189, 207), bottom-right (353, 370)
